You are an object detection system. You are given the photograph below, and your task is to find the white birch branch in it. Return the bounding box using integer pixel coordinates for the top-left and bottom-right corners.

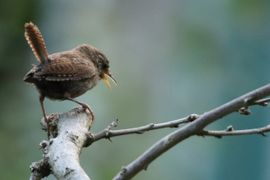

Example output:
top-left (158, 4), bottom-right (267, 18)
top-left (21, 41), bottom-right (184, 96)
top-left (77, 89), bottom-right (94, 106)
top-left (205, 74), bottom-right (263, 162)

top-left (30, 107), bottom-right (93, 180)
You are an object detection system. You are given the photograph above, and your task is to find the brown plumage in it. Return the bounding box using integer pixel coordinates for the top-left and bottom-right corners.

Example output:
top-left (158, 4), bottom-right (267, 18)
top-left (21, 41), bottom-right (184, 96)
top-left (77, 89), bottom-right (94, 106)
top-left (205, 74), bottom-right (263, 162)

top-left (24, 22), bottom-right (48, 63)
top-left (23, 22), bottom-right (115, 135)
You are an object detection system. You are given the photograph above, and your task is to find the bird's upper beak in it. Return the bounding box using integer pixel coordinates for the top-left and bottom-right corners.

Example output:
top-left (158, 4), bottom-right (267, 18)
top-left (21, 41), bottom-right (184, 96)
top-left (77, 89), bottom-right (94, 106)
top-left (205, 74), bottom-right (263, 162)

top-left (102, 72), bottom-right (117, 89)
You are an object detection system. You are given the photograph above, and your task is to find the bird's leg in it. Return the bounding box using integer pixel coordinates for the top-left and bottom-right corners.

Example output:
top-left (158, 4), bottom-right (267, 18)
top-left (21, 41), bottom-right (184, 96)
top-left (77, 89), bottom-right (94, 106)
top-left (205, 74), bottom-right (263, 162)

top-left (39, 95), bottom-right (50, 138)
top-left (67, 98), bottom-right (95, 120)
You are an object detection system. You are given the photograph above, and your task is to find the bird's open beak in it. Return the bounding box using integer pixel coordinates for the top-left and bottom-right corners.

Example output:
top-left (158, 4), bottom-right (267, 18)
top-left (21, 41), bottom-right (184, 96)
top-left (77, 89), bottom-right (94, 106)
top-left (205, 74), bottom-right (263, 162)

top-left (102, 73), bottom-right (117, 89)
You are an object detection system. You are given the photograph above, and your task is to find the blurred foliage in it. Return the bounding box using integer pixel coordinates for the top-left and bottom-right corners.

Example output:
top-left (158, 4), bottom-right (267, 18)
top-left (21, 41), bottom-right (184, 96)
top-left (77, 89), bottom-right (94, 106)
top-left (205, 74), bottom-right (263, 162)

top-left (1, 0), bottom-right (270, 179)
top-left (0, 0), bottom-right (42, 179)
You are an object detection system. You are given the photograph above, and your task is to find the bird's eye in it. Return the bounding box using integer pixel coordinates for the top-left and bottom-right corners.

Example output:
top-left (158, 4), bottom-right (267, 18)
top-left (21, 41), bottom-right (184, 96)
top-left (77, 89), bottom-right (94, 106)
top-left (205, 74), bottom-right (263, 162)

top-left (103, 63), bottom-right (109, 69)
top-left (96, 52), bottom-right (109, 70)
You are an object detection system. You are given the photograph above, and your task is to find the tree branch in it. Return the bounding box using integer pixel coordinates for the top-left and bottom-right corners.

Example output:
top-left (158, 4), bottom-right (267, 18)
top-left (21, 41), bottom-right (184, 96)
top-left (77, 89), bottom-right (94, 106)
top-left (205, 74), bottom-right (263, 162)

top-left (85, 97), bottom-right (270, 147)
top-left (30, 107), bottom-right (93, 180)
top-left (113, 83), bottom-right (270, 180)
top-left (251, 97), bottom-right (270, 106)
top-left (84, 114), bottom-right (199, 146)
top-left (199, 124), bottom-right (270, 138)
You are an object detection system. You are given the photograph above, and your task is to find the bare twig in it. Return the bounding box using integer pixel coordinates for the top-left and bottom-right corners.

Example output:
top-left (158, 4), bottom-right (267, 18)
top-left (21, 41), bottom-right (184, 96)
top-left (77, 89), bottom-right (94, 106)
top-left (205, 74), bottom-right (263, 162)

top-left (253, 97), bottom-right (270, 106)
top-left (113, 84), bottom-right (270, 180)
top-left (237, 97), bottom-right (270, 115)
top-left (84, 114), bottom-right (199, 146)
top-left (89, 97), bottom-right (270, 146)
top-left (199, 124), bottom-right (270, 138)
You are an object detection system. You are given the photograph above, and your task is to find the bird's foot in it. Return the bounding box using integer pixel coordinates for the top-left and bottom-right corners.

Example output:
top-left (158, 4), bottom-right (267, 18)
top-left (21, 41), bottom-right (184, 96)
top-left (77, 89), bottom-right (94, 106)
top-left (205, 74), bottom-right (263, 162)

top-left (67, 98), bottom-right (95, 120)
top-left (43, 117), bottom-right (51, 139)
top-left (42, 114), bottom-right (58, 139)
top-left (81, 103), bottom-right (95, 120)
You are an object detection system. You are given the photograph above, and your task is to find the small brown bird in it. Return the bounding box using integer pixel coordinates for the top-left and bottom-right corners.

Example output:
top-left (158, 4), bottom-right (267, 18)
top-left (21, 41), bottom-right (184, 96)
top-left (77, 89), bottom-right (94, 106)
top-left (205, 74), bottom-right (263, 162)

top-left (23, 22), bottom-right (116, 129)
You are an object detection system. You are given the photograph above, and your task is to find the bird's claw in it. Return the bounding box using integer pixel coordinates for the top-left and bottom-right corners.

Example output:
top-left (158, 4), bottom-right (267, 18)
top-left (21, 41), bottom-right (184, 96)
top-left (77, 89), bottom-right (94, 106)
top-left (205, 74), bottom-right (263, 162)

top-left (81, 104), bottom-right (95, 120)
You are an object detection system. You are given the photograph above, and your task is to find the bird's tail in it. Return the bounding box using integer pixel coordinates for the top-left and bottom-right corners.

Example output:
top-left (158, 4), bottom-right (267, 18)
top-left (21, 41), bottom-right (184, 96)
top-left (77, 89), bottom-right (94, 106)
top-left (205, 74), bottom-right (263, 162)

top-left (24, 22), bottom-right (49, 64)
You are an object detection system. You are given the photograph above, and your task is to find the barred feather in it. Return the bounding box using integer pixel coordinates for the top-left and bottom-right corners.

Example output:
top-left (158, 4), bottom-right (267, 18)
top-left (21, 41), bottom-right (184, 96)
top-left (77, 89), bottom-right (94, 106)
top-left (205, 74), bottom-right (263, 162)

top-left (24, 22), bottom-right (49, 63)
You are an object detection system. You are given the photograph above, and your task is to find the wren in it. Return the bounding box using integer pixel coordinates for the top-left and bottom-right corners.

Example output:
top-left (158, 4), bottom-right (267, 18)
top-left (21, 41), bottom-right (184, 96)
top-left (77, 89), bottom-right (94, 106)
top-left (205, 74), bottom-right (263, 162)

top-left (23, 22), bottom-right (116, 134)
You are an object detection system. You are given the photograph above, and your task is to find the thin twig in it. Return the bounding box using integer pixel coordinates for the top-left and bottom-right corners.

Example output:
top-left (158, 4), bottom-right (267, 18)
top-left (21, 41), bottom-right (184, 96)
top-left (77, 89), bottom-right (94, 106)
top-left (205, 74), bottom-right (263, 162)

top-left (84, 114), bottom-right (199, 146)
top-left (238, 97), bottom-right (270, 115)
top-left (253, 97), bottom-right (270, 106)
top-left (199, 124), bottom-right (270, 138)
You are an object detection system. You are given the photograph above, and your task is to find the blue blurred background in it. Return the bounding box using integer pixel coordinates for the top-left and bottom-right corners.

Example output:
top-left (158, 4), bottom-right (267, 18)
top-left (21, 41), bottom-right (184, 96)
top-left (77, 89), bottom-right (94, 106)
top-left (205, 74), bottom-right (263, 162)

top-left (1, 0), bottom-right (270, 179)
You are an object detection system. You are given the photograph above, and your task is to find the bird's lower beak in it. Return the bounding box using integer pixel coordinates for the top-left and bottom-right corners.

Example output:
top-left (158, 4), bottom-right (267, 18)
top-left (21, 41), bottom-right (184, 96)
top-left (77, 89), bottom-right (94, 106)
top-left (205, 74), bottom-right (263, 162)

top-left (102, 73), bottom-right (117, 89)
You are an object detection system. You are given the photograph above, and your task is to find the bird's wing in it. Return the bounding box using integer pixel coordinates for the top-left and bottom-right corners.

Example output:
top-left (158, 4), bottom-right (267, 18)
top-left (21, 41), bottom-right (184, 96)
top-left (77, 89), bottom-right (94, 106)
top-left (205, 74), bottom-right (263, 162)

top-left (34, 55), bottom-right (97, 81)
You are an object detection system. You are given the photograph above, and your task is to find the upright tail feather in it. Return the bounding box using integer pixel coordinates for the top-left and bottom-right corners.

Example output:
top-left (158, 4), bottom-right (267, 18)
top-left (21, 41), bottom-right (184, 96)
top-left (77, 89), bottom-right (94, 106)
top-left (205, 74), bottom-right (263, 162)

top-left (24, 22), bottom-right (49, 64)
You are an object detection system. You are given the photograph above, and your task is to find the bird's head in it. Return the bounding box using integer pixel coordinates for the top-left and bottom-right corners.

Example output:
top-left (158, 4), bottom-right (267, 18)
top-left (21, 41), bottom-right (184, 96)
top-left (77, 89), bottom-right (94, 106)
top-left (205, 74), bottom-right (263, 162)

top-left (76, 44), bottom-right (117, 89)
top-left (96, 53), bottom-right (117, 89)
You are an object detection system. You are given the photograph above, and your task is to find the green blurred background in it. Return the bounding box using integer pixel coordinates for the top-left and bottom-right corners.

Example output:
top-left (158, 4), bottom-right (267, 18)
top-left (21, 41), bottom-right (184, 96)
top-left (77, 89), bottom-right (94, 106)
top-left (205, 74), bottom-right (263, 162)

top-left (1, 0), bottom-right (270, 179)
